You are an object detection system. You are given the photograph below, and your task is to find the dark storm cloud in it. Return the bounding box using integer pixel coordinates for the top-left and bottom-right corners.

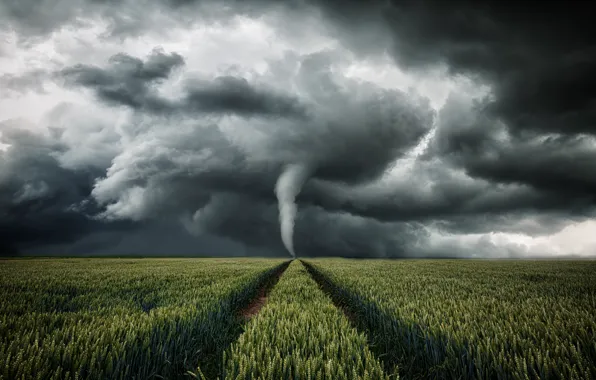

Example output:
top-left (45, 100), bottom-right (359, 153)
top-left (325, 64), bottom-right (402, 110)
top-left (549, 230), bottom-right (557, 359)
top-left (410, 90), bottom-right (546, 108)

top-left (242, 50), bottom-right (436, 184)
top-left (50, 47), bottom-right (438, 256)
top-left (427, 94), bottom-right (596, 211)
top-left (4, 0), bottom-right (595, 138)
top-left (181, 191), bottom-right (424, 258)
top-left (183, 76), bottom-right (306, 117)
top-left (311, 0), bottom-right (596, 135)
top-left (24, 219), bottom-right (279, 257)
top-left (0, 121), bottom-right (270, 255)
top-left (60, 48), bottom-right (184, 112)
top-left (0, 119), bottom-right (135, 251)
top-left (490, 54), bottom-right (596, 136)
top-left (175, 179), bottom-right (576, 257)
top-left (301, 169), bottom-right (573, 225)
top-left (464, 136), bottom-right (596, 200)
top-left (60, 50), bottom-right (306, 118)
top-left (10, 0), bottom-right (593, 144)
top-left (182, 193), bottom-right (285, 250)
top-left (3, 0), bottom-right (595, 257)
top-left (294, 206), bottom-right (424, 258)
top-left (182, 189), bottom-right (550, 258)
top-left (23, 43), bottom-right (591, 256)
top-left (430, 213), bottom-right (578, 237)
top-left (87, 49), bottom-right (434, 219)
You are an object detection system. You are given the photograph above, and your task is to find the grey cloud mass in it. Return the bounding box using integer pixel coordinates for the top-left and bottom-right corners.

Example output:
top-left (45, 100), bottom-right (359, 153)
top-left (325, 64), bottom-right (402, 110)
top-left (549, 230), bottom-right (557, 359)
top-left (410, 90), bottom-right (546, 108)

top-left (0, 119), bottom-right (135, 253)
top-left (1, 0), bottom-right (595, 257)
top-left (428, 94), bottom-right (596, 206)
top-left (60, 48), bottom-right (185, 112)
top-left (315, 0), bottom-right (596, 136)
top-left (60, 50), bottom-right (306, 118)
top-left (0, 70), bottom-right (49, 95)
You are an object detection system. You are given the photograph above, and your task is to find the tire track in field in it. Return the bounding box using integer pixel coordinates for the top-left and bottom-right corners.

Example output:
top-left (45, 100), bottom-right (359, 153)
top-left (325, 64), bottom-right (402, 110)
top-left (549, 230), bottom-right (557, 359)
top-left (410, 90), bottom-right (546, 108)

top-left (222, 260), bottom-right (389, 379)
top-left (303, 260), bottom-right (484, 379)
top-left (238, 260), bottom-right (291, 320)
top-left (301, 260), bottom-right (402, 378)
top-left (197, 260), bottom-right (291, 380)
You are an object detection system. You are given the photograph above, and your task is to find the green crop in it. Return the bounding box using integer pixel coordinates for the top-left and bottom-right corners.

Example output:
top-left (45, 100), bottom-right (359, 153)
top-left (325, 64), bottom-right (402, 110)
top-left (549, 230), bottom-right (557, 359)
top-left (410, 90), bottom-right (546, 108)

top-left (304, 259), bottom-right (596, 380)
top-left (223, 261), bottom-right (390, 380)
top-left (3, 258), bottom-right (593, 380)
top-left (0, 258), bottom-right (286, 380)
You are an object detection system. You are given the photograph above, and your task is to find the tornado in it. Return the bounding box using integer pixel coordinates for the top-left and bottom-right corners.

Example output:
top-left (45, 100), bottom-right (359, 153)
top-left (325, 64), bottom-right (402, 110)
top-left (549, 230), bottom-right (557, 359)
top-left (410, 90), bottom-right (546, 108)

top-left (275, 163), bottom-right (312, 258)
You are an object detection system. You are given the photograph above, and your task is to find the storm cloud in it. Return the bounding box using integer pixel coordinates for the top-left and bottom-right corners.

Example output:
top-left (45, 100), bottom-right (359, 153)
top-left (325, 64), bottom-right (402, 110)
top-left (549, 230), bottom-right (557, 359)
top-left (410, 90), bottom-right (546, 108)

top-left (1, 0), bottom-right (595, 258)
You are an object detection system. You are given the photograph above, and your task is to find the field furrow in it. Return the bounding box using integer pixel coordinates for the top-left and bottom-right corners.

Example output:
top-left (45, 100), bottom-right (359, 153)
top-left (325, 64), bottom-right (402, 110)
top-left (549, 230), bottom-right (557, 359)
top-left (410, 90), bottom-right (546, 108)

top-left (0, 258), bottom-right (287, 380)
top-left (304, 259), bottom-right (596, 380)
top-left (237, 261), bottom-right (290, 321)
top-left (222, 261), bottom-right (391, 380)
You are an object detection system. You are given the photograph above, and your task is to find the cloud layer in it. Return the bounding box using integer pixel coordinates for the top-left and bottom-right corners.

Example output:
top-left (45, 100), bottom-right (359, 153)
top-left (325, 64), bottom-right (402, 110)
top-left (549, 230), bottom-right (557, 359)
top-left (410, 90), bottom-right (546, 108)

top-left (1, 0), bottom-right (595, 257)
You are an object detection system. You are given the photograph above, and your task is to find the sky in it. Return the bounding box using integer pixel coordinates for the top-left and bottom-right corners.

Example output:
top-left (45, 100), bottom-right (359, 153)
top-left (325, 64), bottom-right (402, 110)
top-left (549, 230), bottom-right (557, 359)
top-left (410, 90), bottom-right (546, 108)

top-left (1, 0), bottom-right (595, 258)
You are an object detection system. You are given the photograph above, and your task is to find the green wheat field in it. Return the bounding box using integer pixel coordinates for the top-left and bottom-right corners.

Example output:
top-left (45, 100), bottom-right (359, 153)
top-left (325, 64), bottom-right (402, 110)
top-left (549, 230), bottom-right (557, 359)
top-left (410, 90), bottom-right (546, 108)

top-left (0, 258), bottom-right (594, 379)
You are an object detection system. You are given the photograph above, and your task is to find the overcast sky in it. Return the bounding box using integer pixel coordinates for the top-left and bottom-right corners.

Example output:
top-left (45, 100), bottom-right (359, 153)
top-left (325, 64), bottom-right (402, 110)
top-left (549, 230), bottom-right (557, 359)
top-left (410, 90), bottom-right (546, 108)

top-left (1, 0), bottom-right (595, 258)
